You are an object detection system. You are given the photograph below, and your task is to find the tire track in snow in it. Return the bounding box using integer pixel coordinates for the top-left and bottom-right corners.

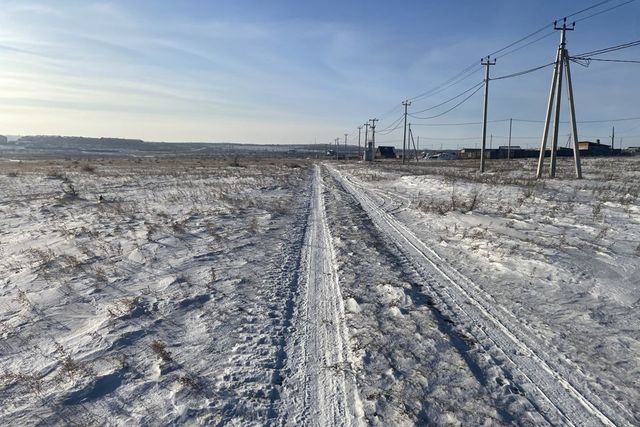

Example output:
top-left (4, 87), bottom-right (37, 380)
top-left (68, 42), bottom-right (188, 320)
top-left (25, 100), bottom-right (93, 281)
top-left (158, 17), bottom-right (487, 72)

top-left (281, 165), bottom-right (363, 426)
top-left (329, 165), bottom-right (630, 427)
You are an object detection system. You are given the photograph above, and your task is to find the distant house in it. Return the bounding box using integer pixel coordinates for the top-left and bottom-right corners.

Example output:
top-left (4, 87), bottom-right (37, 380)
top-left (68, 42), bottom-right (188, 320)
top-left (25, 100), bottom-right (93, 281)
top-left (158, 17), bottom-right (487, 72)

top-left (459, 148), bottom-right (483, 159)
top-left (375, 146), bottom-right (397, 159)
top-left (579, 140), bottom-right (611, 156)
top-left (459, 146), bottom-right (574, 159)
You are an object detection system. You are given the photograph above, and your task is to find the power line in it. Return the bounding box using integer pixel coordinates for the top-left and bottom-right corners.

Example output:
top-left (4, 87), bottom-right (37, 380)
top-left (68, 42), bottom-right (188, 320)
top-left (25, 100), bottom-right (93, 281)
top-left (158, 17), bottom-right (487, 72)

top-left (409, 84), bottom-right (484, 120)
top-left (575, 0), bottom-right (637, 23)
top-left (408, 0), bottom-right (627, 102)
top-left (565, 0), bottom-right (618, 18)
top-left (376, 114), bottom-right (406, 135)
top-left (377, 103), bottom-right (404, 120)
top-left (411, 81), bottom-right (484, 114)
top-left (376, 120), bottom-right (405, 136)
top-left (488, 25), bottom-right (550, 58)
top-left (496, 31), bottom-right (556, 60)
top-left (512, 116), bottom-right (640, 124)
top-left (492, 62), bottom-right (555, 80)
top-left (363, 0), bottom-right (638, 141)
top-left (572, 57), bottom-right (640, 64)
top-left (411, 119), bottom-right (510, 127)
top-left (575, 39), bottom-right (640, 57)
top-left (408, 63), bottom-right (481, 102)
top-left (411, 116), bottom-right (640, 126)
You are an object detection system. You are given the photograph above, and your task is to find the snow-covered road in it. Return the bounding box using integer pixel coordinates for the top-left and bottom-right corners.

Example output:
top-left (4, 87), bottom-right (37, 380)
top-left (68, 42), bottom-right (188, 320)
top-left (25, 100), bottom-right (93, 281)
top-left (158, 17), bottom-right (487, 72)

top-left (281, 165), bottom-right (363, 426)
top-left (328, 164), bottom-right (633, 426)
top-left (2, 158), bottom-right (637, 425)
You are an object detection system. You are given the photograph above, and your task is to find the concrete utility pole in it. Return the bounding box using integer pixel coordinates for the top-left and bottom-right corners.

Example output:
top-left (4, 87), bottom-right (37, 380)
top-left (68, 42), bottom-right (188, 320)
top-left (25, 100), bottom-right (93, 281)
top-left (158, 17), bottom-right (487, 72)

top-left (402, 100), bottom-right (411, 164)
top-left (480, 56), bottom-right (496, 173)
top-left (507, 118), bottom-right (513, 160)
top-left (363, 122), bottom-right (370, 161)
top-left (357, 126), bottom-right (362, 160)
top-left (344, 133), bottom-right (348, 159)
top-left (537, 18), bottom-right (582, 179)
top-left (369, 118), bottom-right (378, 162)
top-left (335, 138), bottom-right (340, 160)
top-left (611, 126), bottom-right (615, 153)
top-left (409, 123), bottom-right (419, 161)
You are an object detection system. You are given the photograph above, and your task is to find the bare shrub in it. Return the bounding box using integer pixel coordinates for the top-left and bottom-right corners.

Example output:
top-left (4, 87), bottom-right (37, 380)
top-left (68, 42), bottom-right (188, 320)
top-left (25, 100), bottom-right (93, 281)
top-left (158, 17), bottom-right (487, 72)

top-left (178, 375), bottom-right (201, 390)
top-left (0, 372), bottom-right (43, 395)
top-left (150, 340), bottom-right (173, 363)
top-left (81, 164), bottom-right (96, 173)
top-left (28, 248), bottom-right (56, 269)
top-left (60, 182), bottom-right (80, 201)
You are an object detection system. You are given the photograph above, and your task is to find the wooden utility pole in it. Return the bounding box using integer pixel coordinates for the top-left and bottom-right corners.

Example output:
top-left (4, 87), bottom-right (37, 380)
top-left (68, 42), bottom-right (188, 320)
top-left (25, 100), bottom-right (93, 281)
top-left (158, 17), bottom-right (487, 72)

top-left (402, 100), bottom-right (411, 164)
top-left (480, 56), bottom-right (496, 173)
top-left (537, 18), bottom-right (582, 179)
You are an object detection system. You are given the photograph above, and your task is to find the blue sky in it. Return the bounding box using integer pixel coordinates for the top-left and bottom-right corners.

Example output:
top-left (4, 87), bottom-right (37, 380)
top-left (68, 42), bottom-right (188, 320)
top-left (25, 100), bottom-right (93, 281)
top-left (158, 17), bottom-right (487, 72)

top-left (0, 0), bottom-right (639, 147)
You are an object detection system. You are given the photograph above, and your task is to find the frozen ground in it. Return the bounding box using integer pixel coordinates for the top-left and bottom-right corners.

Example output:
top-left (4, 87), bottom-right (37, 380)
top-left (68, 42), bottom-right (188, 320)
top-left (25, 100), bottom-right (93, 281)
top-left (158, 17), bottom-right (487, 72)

top-left (0, 158), bottom-right (311, 425)
top-left (1, 156), bottom-right (638, 425)
top-left (331, 156), bottom-right (640, 426)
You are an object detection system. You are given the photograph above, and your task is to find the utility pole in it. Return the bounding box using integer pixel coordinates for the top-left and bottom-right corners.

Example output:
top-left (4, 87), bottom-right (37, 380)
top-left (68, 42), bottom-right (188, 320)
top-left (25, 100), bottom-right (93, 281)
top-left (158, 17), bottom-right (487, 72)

top-left (507, 118), bottom-right (513, 160)
top-left (369, 118), bottom-right (378, 162)
top-left (402, 100), bottom-right (411, 164)
top-left (357, 126), bottom-right (362, 160)
top-left (335, 138), bottom-right (340, 161)
top-left (480, 56), bottom-right (496, 173)
top-left (344, 133), bottom-right (348, 160)
top-left (611, 126), bottom-right (615, 154)
top-left (537, 18), bottom-right (582, 179)
top-left (409, 123), bottom-right (419, 161)
top-left (363, 122), bottom-right (370, 161)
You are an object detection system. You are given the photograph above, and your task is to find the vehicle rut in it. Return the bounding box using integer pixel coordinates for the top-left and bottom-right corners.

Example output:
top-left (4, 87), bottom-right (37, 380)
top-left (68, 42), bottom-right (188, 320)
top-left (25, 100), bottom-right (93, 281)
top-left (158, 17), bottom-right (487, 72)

top-left (280, 165), bottom-right (363, 426)
top-left (328, 165), bottom-right (631, 427)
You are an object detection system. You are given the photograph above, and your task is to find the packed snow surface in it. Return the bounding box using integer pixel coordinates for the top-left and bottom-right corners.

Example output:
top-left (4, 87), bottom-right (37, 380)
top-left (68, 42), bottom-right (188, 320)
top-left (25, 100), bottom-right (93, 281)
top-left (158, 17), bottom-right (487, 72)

top-left (1, 156), bottom-right (638, 425)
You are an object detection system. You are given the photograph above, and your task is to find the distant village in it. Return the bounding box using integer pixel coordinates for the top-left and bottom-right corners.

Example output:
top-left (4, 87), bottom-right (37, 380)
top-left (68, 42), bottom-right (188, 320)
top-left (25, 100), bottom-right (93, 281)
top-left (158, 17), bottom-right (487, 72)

top-left (327, 138), bottom-right (640, 161)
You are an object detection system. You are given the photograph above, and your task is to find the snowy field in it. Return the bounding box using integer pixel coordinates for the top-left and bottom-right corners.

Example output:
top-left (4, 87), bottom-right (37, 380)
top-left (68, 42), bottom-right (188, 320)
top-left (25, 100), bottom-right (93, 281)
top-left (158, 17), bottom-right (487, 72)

top-left (1, 156), bottom-right (639, 425)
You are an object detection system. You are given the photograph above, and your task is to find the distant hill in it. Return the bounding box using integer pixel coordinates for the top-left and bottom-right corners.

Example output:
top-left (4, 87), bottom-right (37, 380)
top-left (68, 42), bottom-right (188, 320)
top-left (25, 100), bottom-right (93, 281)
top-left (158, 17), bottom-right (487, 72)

top-left (13, 135), bottom-right (148, 152)
top-left (0, 135), bottom-right (358, 159)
